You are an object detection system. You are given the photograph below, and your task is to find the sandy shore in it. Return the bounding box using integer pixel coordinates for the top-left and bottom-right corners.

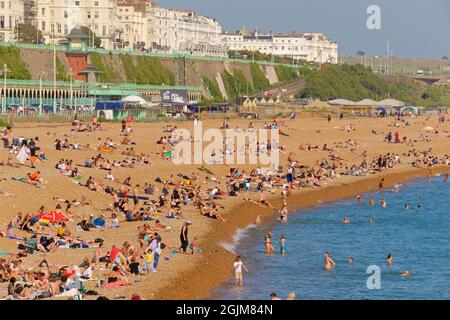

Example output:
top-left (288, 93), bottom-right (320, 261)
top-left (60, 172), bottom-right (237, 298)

top-left (0, 114), bottom-right (449, 300)
top-left (155, 165), bottom-right (450, 300)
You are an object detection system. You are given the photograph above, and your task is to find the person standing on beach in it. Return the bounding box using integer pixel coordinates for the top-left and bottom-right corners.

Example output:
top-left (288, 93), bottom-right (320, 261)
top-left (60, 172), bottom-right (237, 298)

top-left (444, 173), bottom-right (448, 183)
top-left (324, 251), bottom-right (336, 271)
top-left (378, 178), bottom-right (385, 192)
top-left (179, 221), bottom-right (191, 253)
top-left (233, 256), bottom-right (248, 286)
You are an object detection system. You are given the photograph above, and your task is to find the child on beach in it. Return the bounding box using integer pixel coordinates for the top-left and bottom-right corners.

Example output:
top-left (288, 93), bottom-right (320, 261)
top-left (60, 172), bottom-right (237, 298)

top-left (144, 249), bottom-right (153, 273)
top-left (189, 237), bottom-right (198, 255)
top-left (233, 256), bottom-right (248, 286)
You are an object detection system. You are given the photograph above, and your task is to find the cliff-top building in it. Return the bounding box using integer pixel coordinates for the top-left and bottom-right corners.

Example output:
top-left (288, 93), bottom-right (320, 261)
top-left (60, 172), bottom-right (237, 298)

top-left (221, 30), bottom-right (338, 64)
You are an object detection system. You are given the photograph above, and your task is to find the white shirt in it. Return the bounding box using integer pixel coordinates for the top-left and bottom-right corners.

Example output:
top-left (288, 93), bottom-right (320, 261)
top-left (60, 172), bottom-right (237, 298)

top-left (234, 261), bottom-right (243, 273)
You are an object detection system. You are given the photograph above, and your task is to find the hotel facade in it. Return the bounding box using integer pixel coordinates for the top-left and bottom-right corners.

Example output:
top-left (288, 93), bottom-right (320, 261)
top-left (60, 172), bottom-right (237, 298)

top-left (7, 0), bottom-right (338, 63)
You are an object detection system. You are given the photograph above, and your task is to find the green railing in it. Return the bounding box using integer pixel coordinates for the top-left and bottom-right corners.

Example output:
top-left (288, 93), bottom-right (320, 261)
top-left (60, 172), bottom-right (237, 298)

top-left (4, 78), bottom-right (86, 89)
top-left (0, 41), bottom-right (300, 69)
top-left (1, 78), bottom-right (202, 92)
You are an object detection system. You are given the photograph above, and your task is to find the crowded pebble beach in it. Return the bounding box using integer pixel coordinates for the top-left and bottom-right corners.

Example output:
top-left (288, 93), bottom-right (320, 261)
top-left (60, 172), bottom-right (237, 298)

top-left (0, 111), bottom-right (449, 300)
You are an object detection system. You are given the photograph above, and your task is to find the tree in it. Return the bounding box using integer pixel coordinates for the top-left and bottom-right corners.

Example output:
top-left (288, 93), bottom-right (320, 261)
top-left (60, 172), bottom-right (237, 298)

top-left (80, 26), bottom-right (102, 48)
top-left (357, 51), bottom-right (366, 56)
top-left (16, 23), bottom-right (43, 44)
top-left (442, 56), bottom-right (449, 60)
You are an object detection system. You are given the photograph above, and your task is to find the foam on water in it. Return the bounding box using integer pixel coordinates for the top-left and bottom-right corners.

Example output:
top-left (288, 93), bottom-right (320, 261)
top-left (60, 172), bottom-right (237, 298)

top-left (220, 224), bottom-right (258, 255)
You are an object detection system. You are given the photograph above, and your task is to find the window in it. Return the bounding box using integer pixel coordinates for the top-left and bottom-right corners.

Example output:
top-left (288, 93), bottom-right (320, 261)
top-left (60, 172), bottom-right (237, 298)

top-left (87, 11), bottom-right (91, 19)
top-left (94, 1), bottom-right (99, 6)
top-left (64, 24), bottom-right (68, 35)
top-left (41, 8), bottom-right (45, 16)
top-left (94, 11), bottom-right (99, 18)
top-left (0, 16), bottom-right (4, 29)
top-left (102, 25), bottom-right (107, 36)
top-left (64, 11), bottom-right (68, 18)
top-left (41, 21), bottom-right (45, 31)
top-left (75, 1), bottom-right (80, 6)
top-left (51, 24), bottom-right (54, 34)
top-left (57, 23), bottom-right (61, 34)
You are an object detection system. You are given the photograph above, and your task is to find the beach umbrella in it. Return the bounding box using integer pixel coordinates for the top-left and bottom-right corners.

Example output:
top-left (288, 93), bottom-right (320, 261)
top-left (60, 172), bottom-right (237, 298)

top-left (36, 211), bottom-right (69, 222)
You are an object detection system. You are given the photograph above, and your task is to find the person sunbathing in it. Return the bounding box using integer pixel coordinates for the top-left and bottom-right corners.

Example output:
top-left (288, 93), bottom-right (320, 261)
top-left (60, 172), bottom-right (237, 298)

top-left (65, 203), bottom-right (82, 219)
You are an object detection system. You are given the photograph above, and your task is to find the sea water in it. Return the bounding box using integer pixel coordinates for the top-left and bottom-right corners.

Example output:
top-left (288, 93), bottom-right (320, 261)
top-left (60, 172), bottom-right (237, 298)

top-left (211, 175), bottom-right (450, 300)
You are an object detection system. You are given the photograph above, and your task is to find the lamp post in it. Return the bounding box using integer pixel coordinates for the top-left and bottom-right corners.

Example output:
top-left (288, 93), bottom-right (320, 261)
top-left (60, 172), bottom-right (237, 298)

top-left (39, 70), bottom-right (45, 115)
top-left (1, 64), bottom-right (10, 114)
top-left (69, 68), bottom-right (73, 110)
top-left (52, 30), bottom-right (57, 114)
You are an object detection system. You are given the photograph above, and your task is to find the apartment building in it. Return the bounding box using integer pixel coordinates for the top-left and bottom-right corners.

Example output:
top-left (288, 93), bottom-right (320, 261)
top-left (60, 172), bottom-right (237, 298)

top-left (28, 0), bottom-right (116, 49)
top-left (0, 0), bottom-right (25, 42)
top-left (221, 30), bottom-right (338, 64)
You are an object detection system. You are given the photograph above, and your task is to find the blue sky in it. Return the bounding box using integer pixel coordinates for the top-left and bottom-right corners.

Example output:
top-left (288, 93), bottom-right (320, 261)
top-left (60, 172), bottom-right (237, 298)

top-left (157, 0), bottom-right (450, 58)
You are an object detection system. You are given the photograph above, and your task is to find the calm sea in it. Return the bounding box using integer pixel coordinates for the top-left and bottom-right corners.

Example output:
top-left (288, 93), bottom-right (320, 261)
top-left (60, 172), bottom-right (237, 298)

top-left (210, 175), bottom-right (450, 300)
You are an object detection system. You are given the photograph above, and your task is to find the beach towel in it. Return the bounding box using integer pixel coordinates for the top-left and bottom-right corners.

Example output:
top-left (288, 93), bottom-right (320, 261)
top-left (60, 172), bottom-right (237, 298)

top-left (103, 280), bottom-right (130, 288)
top-left (119, 195), bottom-right (149, 201)
top-left (16, 146), bottom-right (29, 164)
top-left (36, 211), bottom-right (69, 222)
top-left (99, 146), bottom-right (114, 154)
top-left (12, 177), bottom-right (27, 183)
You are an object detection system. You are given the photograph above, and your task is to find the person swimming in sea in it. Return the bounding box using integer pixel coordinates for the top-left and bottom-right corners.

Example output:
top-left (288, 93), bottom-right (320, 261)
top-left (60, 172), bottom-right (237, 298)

top-left (404, 204), bottom-right (411, 210)
top-left (416, 204), bottom-right (422, 211)
top-left (369, 196), bottom-right (375, 207)
top-left (393, 183), bottom-right (401, 192)
top-left (380, 199), bottom-right (387, 208)
top-left (348, 257), bottom-right (354, 264)
top-left (444, 173), bottom-right (449, 183)
top-left (402, 270), bottom-right (410, 277)
top-left (324, 251), bottom-right (336, 271)
top-left (356, 195), bottom-right (363, 205)
top-left (387, 253), bottom-right (393, 266)
top-left (369, 217), bottom-right (375, 224)
top-left (343, 217), bottom-right (350, 224)
top-left (280, 235), bottom-right (286, 256)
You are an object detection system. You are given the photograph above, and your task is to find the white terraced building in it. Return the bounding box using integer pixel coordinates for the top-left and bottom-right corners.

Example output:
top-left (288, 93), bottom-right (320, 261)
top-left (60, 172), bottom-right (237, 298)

top-left (27, 0), bottom-right (117, 49)
top-left (147, 2), bottom-right (227, 57)
top-left (0, 0), bottom-right (25, 42)
top-left (115, 0), bottom-right (147, 50)
top-left (221, 31), bottom-right (338, 64)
